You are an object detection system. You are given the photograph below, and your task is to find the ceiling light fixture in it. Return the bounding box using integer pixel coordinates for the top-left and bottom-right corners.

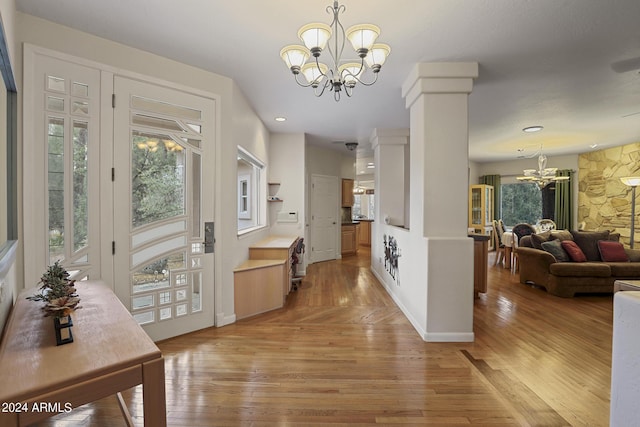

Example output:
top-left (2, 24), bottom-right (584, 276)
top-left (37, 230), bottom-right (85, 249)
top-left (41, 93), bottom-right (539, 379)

top-left (280, 1), bottom-right (390, 101)
top-left (275, 117), bottom-right (286, 122)
top-left (517, 147), bottom-right (570, 188)
top-left (522, 125), bottom-right (544, 133)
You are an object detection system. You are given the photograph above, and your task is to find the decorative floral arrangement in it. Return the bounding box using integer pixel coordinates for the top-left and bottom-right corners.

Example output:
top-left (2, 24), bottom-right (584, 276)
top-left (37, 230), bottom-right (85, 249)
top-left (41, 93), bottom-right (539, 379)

top-left (27, 261), bottom-right (81, 317)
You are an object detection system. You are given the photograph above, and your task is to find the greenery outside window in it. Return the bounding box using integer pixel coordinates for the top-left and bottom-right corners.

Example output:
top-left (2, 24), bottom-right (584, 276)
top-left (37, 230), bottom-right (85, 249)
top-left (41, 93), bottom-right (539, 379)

top-left (500, 182), bottom-right (542, 226)
top-left (237, 146), bottom-right (265, 233)
top-left (0, 21), bottom-right (17, 254)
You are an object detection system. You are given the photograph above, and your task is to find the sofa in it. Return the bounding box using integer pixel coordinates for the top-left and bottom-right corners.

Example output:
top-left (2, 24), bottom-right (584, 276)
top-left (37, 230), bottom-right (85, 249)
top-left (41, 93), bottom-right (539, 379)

top-left (516, 229), bottom-right (640, 297)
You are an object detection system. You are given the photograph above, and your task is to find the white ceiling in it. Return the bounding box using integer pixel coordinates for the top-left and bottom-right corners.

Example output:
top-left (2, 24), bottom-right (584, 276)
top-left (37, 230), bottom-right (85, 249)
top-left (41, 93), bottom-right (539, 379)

top-left (16, 0), bottom-right (640, 162)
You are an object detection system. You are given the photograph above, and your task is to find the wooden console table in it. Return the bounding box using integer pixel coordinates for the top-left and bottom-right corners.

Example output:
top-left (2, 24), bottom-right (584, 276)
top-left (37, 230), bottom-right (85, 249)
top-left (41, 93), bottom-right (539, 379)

top-left (249, 235), bottom-right (299, 296)
top-left (0, 281), bottom-right (166, 426)
top-left (234, 259), bottom-right (287, 319)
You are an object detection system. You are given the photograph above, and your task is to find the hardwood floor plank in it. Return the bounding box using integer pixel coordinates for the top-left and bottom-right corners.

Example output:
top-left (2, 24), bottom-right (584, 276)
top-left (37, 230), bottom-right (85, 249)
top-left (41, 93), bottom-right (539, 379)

top-left (34, 248), bottom-right (613, 426)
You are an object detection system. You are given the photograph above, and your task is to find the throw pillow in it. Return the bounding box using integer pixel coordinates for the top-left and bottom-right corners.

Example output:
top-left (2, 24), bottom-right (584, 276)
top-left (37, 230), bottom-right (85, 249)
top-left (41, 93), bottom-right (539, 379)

top-left (550, 230), bottom-right (573, 242)
top-left (597, 240), bottom-right (629, 262)
top-left (541, 240), bottom-right (570, 262)
top-left (561, 240), bottom-right (587, 262)
top-left (570, 230), bottom-right (610, 261)
top-left (531, 231), bottom-right (553, 249)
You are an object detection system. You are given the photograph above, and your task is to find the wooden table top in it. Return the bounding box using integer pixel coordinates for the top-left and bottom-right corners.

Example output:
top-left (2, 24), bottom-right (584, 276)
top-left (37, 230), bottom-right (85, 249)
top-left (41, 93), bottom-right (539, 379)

top-left (234, 258), bottom-right (287, 272)
top-left (249, 235), bottom-right (298, 249)
top-left (0, 281), bottom-right (161, 403)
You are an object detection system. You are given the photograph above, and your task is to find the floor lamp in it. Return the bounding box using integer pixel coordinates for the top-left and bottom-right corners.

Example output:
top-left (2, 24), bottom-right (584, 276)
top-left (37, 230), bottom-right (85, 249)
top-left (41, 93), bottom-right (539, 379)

top-left (620, 177), bottom-right (640, 249)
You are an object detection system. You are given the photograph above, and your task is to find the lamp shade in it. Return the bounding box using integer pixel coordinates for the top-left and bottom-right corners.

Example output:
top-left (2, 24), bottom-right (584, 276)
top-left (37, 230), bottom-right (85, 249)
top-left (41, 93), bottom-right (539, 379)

top-left (301, 62), bottom-right (328, 86)
top-left (280, 45), bottom-right (310, 70)
top-left (298, 23), bottom-right (332, 52)
top-left (364, 43), bottom-right (391, 68)
top-left (621, 176), bottom-right (640, 187)
top-left (346, 24), bottom-right (380, 52)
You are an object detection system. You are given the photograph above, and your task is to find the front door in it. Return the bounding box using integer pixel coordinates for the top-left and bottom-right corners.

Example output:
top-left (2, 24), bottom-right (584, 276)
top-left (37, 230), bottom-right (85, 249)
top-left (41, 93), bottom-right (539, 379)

top-left (113, 77), bottom-right (216, 341)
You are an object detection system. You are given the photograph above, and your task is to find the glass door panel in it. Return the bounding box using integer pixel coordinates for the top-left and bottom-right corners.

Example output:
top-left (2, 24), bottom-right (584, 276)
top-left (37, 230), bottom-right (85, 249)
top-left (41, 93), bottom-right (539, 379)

top-left (113, 76), bottom-right (215, 341)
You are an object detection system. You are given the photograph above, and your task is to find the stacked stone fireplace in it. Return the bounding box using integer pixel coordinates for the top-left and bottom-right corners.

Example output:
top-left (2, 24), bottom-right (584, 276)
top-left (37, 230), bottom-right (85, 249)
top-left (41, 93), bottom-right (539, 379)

top-left (578, 142), bottom-right (640, 247)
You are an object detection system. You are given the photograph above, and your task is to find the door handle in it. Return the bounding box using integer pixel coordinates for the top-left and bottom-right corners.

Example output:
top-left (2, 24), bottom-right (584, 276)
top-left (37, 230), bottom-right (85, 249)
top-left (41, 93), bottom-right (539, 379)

top-left (204, 222), bottom-right (215, 253)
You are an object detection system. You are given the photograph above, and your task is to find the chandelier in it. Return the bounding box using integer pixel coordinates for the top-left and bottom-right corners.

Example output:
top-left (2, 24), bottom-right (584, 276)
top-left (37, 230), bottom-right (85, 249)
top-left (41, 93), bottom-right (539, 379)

top-left (517, 152), bottom-right (570, 188)
top-left (280, 1), bottom-right (390, 101)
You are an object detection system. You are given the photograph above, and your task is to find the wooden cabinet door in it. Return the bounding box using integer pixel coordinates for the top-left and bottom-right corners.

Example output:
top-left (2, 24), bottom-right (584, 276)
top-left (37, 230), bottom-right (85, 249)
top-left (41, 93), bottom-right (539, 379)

top-left (341, 179), bottom-right (354, 207)
top-left (341, 226), bottom-right (356, 255)
top-left (359, 221), bottom-right (371, 246)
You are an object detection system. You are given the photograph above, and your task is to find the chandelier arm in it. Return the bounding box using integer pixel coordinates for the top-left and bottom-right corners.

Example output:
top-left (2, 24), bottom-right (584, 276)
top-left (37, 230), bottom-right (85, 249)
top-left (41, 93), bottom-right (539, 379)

top-left (293, 73), bottom-right (314, 88)
top-left (341, 60), bottom-right (381, 86)
top-left (314, 77), bottom-right (332, 97)
top-left (325, 1), bottom-right (346, 77)
top-left (314, 56), bottom-right (329, 80)
top-left (344, 84), bottom-right (353, 97)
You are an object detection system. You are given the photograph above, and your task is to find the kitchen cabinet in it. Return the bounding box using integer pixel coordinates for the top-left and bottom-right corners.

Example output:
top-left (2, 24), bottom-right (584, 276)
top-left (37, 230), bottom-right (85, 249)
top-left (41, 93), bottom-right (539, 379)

top-left (341, 224), bottom-right (357, 256)
top-left (469, 184), bottom-right (494, 249)
top-left (341, 179), bottom-right (354, 207)
top-left (358, 220), bottom-right (372, 246)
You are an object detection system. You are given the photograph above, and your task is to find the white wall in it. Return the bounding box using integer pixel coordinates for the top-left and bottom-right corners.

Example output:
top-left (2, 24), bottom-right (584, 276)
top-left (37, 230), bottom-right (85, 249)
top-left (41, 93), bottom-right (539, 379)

top-left (611, 291), bottom-right (640, 426)
top-left (269, 133), bottom-right (306, 272)
top-left (15, 12), bottom-right (271, 327)
top-left (269, 133), bottom-right (305, 234)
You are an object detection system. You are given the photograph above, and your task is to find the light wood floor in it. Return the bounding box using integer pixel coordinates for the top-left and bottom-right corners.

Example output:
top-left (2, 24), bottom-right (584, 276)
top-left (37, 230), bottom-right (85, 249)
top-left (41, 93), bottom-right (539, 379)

top-left (36, 248), bottom-right (613, 426)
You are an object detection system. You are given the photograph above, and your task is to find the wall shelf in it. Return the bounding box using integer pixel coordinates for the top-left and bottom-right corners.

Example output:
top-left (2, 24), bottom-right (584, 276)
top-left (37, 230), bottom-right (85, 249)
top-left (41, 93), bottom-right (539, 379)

top-left (268, 182), bottom-right (282, 202)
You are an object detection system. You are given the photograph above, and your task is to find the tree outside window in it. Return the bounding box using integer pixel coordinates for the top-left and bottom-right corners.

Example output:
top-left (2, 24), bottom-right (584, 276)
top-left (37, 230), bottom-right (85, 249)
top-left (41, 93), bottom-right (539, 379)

top-left (500, 183), bottom-right (542, 226)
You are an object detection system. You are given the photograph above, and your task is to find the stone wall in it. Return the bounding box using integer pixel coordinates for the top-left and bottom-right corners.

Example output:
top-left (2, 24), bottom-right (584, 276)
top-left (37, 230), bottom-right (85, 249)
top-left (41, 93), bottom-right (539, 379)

top-left (578, 142), bottom-right (640, 247)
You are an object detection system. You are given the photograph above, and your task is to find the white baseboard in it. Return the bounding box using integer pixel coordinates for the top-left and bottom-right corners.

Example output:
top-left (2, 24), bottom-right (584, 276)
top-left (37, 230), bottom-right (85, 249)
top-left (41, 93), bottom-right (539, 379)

top-left (424, 332), bottom-right (475, 342)
top-left (216, 312), bottom-right (236, 327)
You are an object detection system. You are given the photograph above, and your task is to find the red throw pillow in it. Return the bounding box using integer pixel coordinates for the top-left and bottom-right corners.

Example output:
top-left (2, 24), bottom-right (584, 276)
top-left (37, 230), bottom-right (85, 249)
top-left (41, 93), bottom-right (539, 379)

top-left (597, 240), bottom-right (629, 262)
top-left (561, 240), bottom-right (587, 262)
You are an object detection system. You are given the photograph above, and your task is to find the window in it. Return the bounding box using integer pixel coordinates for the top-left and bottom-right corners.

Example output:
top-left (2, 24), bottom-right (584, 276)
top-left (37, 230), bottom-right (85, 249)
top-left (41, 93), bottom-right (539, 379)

top-left (500, 182), bottom-right (542, 226)
top-left (237, 146), bottom-right (265, 233)
top-left (0, 18), bottom-right (17, 250)
top-left (353, 190), bottom-right (375, 220)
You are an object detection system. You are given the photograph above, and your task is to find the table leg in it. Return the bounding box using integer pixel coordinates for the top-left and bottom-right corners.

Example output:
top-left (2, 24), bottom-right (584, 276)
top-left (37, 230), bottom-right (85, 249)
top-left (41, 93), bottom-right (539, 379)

top-left (142, 357), bottom-right (166, 427)
top-left (505, 247), bottom-right (512, 269)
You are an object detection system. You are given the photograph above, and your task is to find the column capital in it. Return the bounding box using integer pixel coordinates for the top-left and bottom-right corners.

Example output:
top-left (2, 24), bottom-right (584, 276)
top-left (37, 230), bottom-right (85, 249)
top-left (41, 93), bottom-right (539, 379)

top-left (370, 128), bottom-right (410, 150)
top-left (402, 62), bottom-right (478, 109)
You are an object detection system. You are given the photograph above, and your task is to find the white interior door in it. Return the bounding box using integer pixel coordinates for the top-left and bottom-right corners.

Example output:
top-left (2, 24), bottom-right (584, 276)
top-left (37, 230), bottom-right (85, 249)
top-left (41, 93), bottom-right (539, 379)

top-left (113, 76), bottom-right (215, 341)
top-left (310, 174), bottom-right (338, 262)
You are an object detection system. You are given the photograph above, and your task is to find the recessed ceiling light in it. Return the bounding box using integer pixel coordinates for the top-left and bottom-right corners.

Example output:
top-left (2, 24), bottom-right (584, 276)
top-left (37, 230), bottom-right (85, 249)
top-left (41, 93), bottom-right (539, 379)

top-left (590, 144), bottom-right (598, 149)
top-left (523, 125), bottom-right (543, 133)
top-left (275, 117), bottom-right (286, 122)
